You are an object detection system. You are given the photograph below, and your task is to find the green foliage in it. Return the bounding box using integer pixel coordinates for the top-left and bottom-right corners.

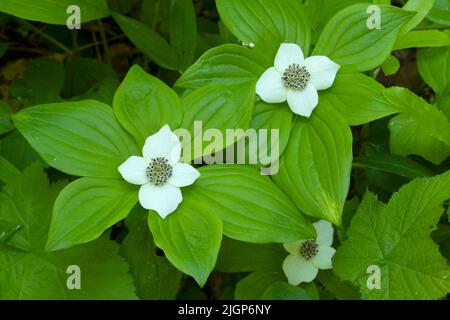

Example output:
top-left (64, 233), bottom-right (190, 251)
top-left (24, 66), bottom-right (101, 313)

top-left (0, 164), bottom-right (137, 299)
top-left (334, 172), bottom-right (450, 299)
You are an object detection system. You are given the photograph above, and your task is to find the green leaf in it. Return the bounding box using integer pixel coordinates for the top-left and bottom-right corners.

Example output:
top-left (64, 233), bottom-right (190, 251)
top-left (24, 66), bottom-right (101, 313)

top-left (148, 191), bottom-right (223, 287)
top-left (273, 101), bottom-right (353, 226)
top-left (235, 269), bottom-right (285, 300)
top-left (11, 58), bottom-right (65, 105)
top-left (215, 237), bottom-right (285, 273)
top-left (383, 87), bottom-right (450, 164)
top-left (0, 101), bottom-right (13, 135)
top-left (381, 55), bottom-right (401, 76)
top-left (13, 100), bottom-right (139, 178)
top-left (113, 65), bottom-right (182, 146)
top-left (428, 0), bottom-right (450, 26)
top-left (112, 13), bottom-right (179, 71)
top-left (317, 270), bottom-right (360, 300)
top-left (417, 46), bottom-right (450, 96)
top-left (170, 0), bottom-right (197, 71)
top-left (393, 30), bottom-right (450, 50)
top-left (0, 164), bottom-right (136, 299)
top-left (304, 0), bottom-right (370, 36)
top-left (321, 72), bottom-right (398, 126)
top-left (46, 177), bottom-right (138, 251)
top-left (121, 207), bottom-right (181, 299)
top-left (0, 156), bottom-right (20, 186)
top-left (354, 154), bottom-right (433, 179)
top-left (176, 44), bottom-right (268, 89)
top-left (180, 84), bottom-right (255, 161)
top-left (0, 220), bottom-right (21, 243)
top-left (334, 171), bottom-right (450, 299)
top-left (261, 282), bottom-right (313, 300)
top-left (0, 0), bottom-right (109, 24)
top-left (401, 0), bottom-right (436, 32)
top-left (314, 4), bottom-right (413, 72)
top-left (195, 165), bottom-right (316, 243)
top-left (216, 0), bottom-right (311, 61)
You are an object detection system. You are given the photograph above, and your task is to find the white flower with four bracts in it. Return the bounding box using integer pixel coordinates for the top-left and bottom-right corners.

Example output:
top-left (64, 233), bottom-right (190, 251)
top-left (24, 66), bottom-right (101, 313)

top-left (282, 220), bottom-right (336, 286)
top-left (256, 43), bottom-right (340, 117)
top-left (118, 125), bottom-right (200, 219)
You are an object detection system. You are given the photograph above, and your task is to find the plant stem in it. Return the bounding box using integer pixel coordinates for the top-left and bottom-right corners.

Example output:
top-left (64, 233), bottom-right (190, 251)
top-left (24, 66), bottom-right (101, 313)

top-left (17, 18), bottom-right (73, 55)
top-left (98, 19), bottom-right (111, 64)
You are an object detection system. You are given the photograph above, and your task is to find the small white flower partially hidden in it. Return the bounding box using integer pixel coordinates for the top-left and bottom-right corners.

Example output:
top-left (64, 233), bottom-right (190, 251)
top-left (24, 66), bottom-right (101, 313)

top-left (256, 43), bottom-right (340, 117)
top-left (118, 125), bottom-right (200, 219)
top-left (282, 220), bottom-right (336, 286)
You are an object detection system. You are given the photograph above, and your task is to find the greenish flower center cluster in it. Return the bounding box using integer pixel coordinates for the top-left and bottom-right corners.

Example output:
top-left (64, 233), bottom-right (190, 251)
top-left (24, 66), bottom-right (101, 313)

top-left (300, 239), bottom-right (319, 260)
top-left (146, 157), bottom-right (173, 186)
top-left (282, 64), bottom-right (311, 90)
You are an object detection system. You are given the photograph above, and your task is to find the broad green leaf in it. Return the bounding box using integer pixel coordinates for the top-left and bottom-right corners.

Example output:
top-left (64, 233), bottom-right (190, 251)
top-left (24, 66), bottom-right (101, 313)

top-left (246, 101), bottom-right (293, 168)
top-left (261, 282), bottom-right (313, 300)
top-left (417, 46), bottom-right (450, 95)
top-left (401, 0), bottom-right (435, 32)
top-left (354, 154), bottom-right (433, 179)
top-left (148, 191), bottom-right (223, 287)
top-left (216, 0), bottom-right (311, 61)
top-left (216, 237), bottom-right (285, 273)
top-left (121, 207), bottom-right (181, 300)
top-left (0, 220), bottom-right (21, 243)
top-left (0, 0), bottom-right (109, 24)
top-left (334, 171), bottom-right (450, 299)
top-left (73, 77), bottom-right (120, 106)
top-left (0, 101), bottom-right (13, 135)
top-left (180, 83), bottom-right (255, 161)
top-left (304, 0), bottom-right (370, 37)
top-left (113, 65), bottom-right (182, 146)
top-left (381, 55), bottom-right (400, 76)
top-left (0, 156), bottom-right (20, 186)
top-left (317, 270), bottom-right (360, 300)
top-left (112, 12), bottom-right (179, 71)
top-left (0, 164), bottom-right (136, 299)
top-left (195, 165), bottom-right (315, 243)
top-left (176, 44), bottom-right (268, 89)
top-left (428, 0), bottom-right (450, 26)
top-left (170, 0), bottom-right (197, 70)
top-left (273, 101), bottom-right (353, 226)
top-left (314, 4), bottom-right (413, 72)
top-left (46, 177), bottom-right (138, 251)
top-left (13, 100), bottom-right (139, 178)
top-left (235, 269), bottom-right (285, 300)
top-left (384, 87), bottom-right (450, 164)
top-left (11, 58), bottom-right (65, 106)
top-left (393, 30), bottom-right (450, 50)
top-left (321, 72), bottom-right (398, 126)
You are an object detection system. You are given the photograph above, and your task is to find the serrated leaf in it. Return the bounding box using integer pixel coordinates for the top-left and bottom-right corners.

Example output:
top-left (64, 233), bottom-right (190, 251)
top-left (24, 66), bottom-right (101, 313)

top-left (273, 101), bottom-right (353, 226)
top-left (0, 164), bottom-right (137, 299)
top-left (334, 171), bottom-right (450, 299)
top-left (384, 87), bottom-right (450, 164)
top-left (314, 4), bottom-right (413, 72)
top-left (113, 65), bottom-right (182, 146)
top-left (194, 165), bottom-right (315, 243)
top-left (13, 100), bottom-right (139, 178)
top-left (216, 0), bottom-right (311, 61)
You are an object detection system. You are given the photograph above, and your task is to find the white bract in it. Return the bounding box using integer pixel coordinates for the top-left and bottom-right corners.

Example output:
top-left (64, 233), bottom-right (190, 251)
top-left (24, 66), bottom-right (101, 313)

top-left (118, 125), bottom-right (200, 219)
top-left (282, 220), bottom-right (336, 286)
top-left (256, 43), bottom-right (340, 117)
